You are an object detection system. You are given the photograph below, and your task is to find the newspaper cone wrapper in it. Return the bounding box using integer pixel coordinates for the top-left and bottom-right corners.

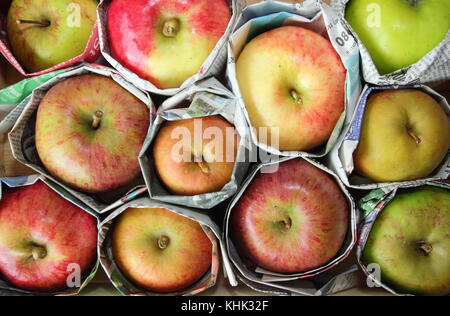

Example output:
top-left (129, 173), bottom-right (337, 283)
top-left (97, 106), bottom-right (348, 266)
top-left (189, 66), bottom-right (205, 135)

top-left (0, 69), bottom-right (67, 134)
top-left (326, 84), bottom-right (450, 190)
top-left (226, 0), bottom-right (362, 158)
top-left (8, 64), bottom-right (156, 214)
top-left (223, 156), bottom-right (360, 296)
top-left (98, 197), bottom-right (223, 296)
top-left (331, 0), bottom-right (450, 86)
top-left (97, 0), bottom-right (246, 96)
top-left (356, 181), bottom-right (450, 296)
top-left (0, 3), bottom-right (101, 77)
top-left (0, 175), bottom-right (100, 296)
top-left (139, 77), bottom-right (252, 209)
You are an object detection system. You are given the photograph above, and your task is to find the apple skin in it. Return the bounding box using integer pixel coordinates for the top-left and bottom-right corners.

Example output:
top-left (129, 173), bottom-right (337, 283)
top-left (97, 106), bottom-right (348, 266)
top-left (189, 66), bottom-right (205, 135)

top-left (345, 0), bottom-right (450, 75)
top-left (362, 186), bottom-right (450, 296)
top-left (152, 115), bottom-right (239, 196)
top-left (35, 74), bottom-right (150, 194)
top-left (230, 159), bottom-right (349, 274)
top-left (107, 0), bottom-right (231, 89)
top-left (112, 207), bottom-right (212, 293)
top-left (354, 89), bottom-right (450, 183)
top-left (7, 0), bottom-right (98, 73)
top-left (236, 26), bottom-right (346, 152)
top-left (0, 181), bottom-right (98, 292)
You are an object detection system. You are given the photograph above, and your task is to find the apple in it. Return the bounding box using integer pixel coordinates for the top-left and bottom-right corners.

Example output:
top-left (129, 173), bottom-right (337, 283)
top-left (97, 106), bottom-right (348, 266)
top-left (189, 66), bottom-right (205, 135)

top-left (362, 186), bottom-right (450, 296)
top-left (0, 181), bottom-right (97, 292)
top-left (345, 0), bottom-right (450, 75)
top-left (35, 74), bottom-right (150, 194)
top-left (107, 0), bottom-right (231, 89)
top-left (152, 115), bottom-right (239, 196)
top-left (354, 89), bottom-right (450, 183)
top-left (236, 26), bottom-right (346, 152)
top-left (7, 0), bottom-right (98, 73)
top-left (230, 158), bottom-right (349, 274)
top-left (112, 207), bottom-right (212, 293)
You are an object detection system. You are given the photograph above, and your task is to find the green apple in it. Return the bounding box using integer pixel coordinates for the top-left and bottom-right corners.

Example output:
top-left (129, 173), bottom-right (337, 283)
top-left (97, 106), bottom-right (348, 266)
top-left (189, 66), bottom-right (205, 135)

top-left (362, 186), bottom-right (450, 296)
top-left (345, 0), bottom-right (450, 75)
top-left (354, 89), bottom-right (450, 183)
top-left (7, 0), bottom-right (98, 73)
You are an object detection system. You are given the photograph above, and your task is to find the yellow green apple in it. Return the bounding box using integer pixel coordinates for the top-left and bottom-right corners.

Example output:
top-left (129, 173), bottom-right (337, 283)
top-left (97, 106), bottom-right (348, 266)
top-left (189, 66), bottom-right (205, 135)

top-left (354, 89), bottom-right (450, 183)
top-left (7, 0), bottom-right (98, 73)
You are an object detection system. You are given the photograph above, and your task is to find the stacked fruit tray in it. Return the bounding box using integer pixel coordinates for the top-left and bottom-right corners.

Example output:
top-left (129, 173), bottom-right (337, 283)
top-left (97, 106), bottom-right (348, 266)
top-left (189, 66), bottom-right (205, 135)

top-left (0, 0), bottom-right (448, 297)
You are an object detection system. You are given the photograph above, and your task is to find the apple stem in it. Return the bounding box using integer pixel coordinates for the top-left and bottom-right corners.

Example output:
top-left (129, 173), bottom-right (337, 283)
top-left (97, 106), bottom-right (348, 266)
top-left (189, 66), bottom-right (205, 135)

top-left (408, 0), bottom-right (420, 7)
top-left (31, 246), bottom-right (47, 260)
top-left (196, 161), bottom-right (210, 174)
top-left (277, 217), bottom-right (292, 233)
top-left (92, 111), bottom-right (104, 130)
top-left (417, 241), bottom-right (433, 256)
top-left (407, 128), bottom-right (421, 145)
top-left (157, 235), bottom-right (170, 250)
top-left (17, 19), bottom-right (51, 27)
top-left (162, 18), bottom-right (180, 38)
top-left (290, 89), bottom-right (303, 105)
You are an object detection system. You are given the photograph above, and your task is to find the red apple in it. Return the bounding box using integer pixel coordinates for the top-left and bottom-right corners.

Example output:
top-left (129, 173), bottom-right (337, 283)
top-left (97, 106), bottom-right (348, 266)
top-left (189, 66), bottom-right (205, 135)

top-left (112, 207), bottom-right (212, 293)
top-left (107, 0), bottom-right (231, 89)
top-left (0, 181), bottom-right (98, 292)
top-left (35, 74), bottom-right (150, 193)
top-left (152, 115), bottom-right (239, 196)
top-left (236, 26), bottom-right (346, 151)
top-left (230, 158), bottom-right (349, 273)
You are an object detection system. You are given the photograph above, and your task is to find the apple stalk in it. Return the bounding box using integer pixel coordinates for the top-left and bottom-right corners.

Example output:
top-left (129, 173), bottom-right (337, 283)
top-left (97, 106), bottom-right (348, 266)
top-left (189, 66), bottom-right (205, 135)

top-left (162, 18), bottom-right (180, 38)
top-left (16, 19), bottom-right (51, 27)
top-left (92, 111), bottom-right (104, 130)
top-left (31, 245), bottom-right (47, 260)
top-left (290, 89), bottom-right (303, 105)
top-left (157, 235), bottom-right (170, 250)
top-left (417, 241), bottom-right (433, 256)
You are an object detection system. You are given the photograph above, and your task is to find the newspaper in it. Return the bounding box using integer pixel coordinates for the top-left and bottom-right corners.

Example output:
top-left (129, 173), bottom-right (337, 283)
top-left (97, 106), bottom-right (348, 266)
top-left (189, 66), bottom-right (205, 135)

top-left (7, 64), bottom-right (156, 213)
top-left (97, 0), bottom-right (247, 96)
top-left (223, 156), bottom-right (360, 296)
top-left (226, 0), bottom-right (362, 158)
top-left (0, 5), bottom-right (101, 77)
top-left (326, 84), bottom-right (450, 190)
top-left (0, 69), bottom-right (66, 134)
top-left (139, 77), bottom-right (252, 209)
top-left (0, 175), bottom-right (99, 296)
top-left (332, 0), bottom-right (450, 86)
top-left (98, 197), bottom-right (224, 296)
top-left (356, 181), bottom-right (450, 296)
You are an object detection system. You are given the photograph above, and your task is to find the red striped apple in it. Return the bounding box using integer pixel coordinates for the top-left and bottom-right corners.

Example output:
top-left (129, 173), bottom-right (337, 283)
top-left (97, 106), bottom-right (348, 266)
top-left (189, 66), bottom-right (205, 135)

top-left (35, 74), bottom-right (150, 193)
top-left (236, 26), bottom-right (346, 152)
top-left (231, 158), bottom-right (349, 274)
top-left (112, 207), bottom-right (212, 293)
top-left (0, 181), bottom-right (97, 292)
top-left (152, 116), bottom-right (239, 196)
top-left (107, 0), bottom-right (231, 89)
